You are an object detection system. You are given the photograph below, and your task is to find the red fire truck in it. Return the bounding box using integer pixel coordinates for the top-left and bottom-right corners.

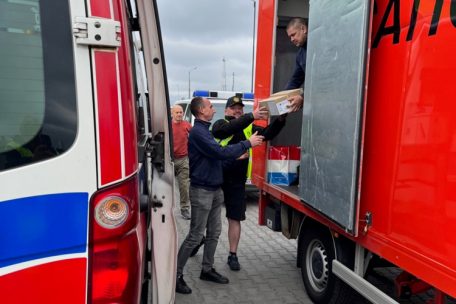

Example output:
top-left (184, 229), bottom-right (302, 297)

top-left (0, 0), bottom-right (176, 303)
top-left (252, 0), bottom-right (456, 303)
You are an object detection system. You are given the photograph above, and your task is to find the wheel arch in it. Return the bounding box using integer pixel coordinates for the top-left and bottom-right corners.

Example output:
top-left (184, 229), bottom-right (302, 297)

top-left (297, 216), bottom-right (354, 269)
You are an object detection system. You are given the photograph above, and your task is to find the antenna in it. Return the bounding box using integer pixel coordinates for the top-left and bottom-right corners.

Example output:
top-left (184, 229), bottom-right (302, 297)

top-left (188, 66), bottom-right (197, 98)
top-left (232, 72), bottom-right (235, 91)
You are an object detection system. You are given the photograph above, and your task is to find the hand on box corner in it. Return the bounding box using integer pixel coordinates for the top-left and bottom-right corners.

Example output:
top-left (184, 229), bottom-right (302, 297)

top-left (249, 131), bottom-right (265, 148)
top-left (287, 95), bottom-right (303, 112)
top-left (253, 106), bottom-right (269, 120)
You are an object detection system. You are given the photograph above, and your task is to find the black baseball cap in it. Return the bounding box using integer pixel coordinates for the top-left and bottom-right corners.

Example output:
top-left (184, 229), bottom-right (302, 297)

top-left (225, 96), bottom-right (245, 108)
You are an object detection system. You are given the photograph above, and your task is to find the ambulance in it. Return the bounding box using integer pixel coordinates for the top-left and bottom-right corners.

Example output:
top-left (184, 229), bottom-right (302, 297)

top-left (0, 0), bottom-right (176, 303)
top-left (252, 0), bottom-right (456, 303)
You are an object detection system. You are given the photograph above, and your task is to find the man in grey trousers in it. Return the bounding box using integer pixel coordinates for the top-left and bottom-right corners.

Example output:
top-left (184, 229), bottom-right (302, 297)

top-left (175, 96), bottom-right (264, 294)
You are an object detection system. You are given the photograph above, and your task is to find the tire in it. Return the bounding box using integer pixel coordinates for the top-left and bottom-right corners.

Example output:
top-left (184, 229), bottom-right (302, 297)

top-left (299, 227), bottom-right (354, 304)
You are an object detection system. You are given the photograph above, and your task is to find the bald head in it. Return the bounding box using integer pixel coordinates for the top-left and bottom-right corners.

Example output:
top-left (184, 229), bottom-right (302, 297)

top-left (172, 104), bottom-right (184, 123)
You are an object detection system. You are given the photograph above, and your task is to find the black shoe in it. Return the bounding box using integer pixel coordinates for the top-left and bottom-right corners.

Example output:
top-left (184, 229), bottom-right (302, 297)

top-left (227, 255), bottom-right (241, 271)
top-left (200, 268), bottom-right (229, 284)
top-left (190, 236), bottom-right (205, 257)
top-left (181, 209), bottom-right (191, 220)
top-left (175, 275), bottom-right (192, 294)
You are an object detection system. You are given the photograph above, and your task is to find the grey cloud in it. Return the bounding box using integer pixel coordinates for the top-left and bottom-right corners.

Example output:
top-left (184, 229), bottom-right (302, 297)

top-left (157, 0), bottom-right (256, 102)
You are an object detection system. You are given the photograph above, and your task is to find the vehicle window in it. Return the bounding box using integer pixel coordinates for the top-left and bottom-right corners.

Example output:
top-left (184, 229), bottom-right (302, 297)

top-left (176, 102), bottom-right (192, 123)
top-left (179, 100), bottom-right (253, 126)
top-left (0, 0), bottom-right (77, 171)
top-left (245, 104), bottom-right (253, 116)
top-left (211, 103), bottom-right (226, 124)
top-left (185, 109), bottom-right (192, 123)
top-left (211, 103), bottom-right (253, 124)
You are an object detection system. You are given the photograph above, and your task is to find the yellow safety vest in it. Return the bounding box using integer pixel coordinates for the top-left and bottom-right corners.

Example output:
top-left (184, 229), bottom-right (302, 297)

top-left (216, 123), bottom-right (253, 180)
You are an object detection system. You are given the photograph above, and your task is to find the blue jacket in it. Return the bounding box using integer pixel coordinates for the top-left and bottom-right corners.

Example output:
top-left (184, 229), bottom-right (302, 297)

top-left (188, 119), bottom-right (251, 190)
top-left (286, 44), bottom-right (307, 90)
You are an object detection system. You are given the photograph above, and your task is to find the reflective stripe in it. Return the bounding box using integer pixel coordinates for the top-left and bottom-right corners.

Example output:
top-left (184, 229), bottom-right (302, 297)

top-left (215, 122), bottom-right (253, 179)
top-left (6, 141), bottom-right (33, 158)
top-left (216, 135), bottom-right (233, 147)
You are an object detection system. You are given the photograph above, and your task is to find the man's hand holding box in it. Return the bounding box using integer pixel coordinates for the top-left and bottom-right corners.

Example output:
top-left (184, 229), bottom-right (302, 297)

top-left (259, 88), bottom-right (303, 116)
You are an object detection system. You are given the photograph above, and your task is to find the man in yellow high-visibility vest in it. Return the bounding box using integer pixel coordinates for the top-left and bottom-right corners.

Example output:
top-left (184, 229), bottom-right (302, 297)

top-left (210, 96), bottom-right (286, 271)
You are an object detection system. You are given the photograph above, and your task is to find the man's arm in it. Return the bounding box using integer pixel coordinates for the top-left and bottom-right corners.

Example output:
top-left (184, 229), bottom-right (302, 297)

top-left (285, 60), bottom-right (305, 90)
top-left (191, 129), bottom-right (250, 160)
top-left (253, 116), bottom-right (286, 141)
top-left (185, 121), bottom-right (192, 134)
top-left (286, 48), bottom-right (306, 111)
top-left (192, 129), bottom-right (264, 160)
top-left (212, 114), bottom-right (254, 139)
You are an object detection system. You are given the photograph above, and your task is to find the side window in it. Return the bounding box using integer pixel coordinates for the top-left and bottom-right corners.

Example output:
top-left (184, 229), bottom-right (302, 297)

top-left (0, 0), bottom-right (77, 171)
top-left (211, 103), bottom-right (226, 123)
top-left (244, 104), bottom-right (253, 115)
top-left (177, 103), bottom-right (192, 123)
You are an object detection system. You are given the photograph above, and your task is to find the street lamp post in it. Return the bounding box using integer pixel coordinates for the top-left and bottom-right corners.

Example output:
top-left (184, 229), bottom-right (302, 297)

top-left (188, 66), bottom-right (197, 98)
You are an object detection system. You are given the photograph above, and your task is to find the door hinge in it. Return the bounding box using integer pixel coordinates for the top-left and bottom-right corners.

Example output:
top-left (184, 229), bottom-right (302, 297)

top-left (146, 132), bottom-right (165, 173)
top-left (141, 194), bottom-right (163, 211)
top-left (73, 17), bottom-right (121, 48)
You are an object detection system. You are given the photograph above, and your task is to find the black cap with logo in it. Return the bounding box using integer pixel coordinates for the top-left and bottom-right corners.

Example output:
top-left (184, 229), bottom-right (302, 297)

top-left (225, 96), bottom-right (245, 108)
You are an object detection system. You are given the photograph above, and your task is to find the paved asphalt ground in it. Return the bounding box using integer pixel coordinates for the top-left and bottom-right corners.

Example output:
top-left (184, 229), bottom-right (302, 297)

top-left (174, 195), bottom-right (311, 304)
top-left (173, 194), bottom-right (453, 304)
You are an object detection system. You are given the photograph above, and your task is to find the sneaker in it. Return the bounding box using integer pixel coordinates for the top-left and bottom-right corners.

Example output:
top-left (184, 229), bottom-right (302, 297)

top-left (227, 255), bottom-right (241, 271)
top-left (189, 236), bottom-right (205, 257)
top-left (175, 275), bottom-right (192, 294)
top-left (200, 268), bottom-right (229, 284)
top-left (181, 209), bottom-right (191, 220)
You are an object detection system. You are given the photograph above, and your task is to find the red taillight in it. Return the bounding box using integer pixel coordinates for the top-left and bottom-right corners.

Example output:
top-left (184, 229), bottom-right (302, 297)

top-left (88, 175), bottom-right (143, 304)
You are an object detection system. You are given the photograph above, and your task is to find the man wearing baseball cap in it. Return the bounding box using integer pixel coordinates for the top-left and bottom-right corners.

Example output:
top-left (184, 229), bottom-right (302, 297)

top-left (206, 95), bottom-right (286, 271)
top-left (224, 95), bottom-right (244, 108)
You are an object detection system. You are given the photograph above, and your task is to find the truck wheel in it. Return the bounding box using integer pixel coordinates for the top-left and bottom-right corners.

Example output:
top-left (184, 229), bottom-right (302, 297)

top-left (299, 227), bottom-right (354, 304)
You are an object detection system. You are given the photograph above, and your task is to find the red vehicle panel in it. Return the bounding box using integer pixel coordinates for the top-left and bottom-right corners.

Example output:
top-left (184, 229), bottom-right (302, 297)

top-left (253, 0), bottom-right (456, 300)
top-left (360, 0), bottom-right (456, 295)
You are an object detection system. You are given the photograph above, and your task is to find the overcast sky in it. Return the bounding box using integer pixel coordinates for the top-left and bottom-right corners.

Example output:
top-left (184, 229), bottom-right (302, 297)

top-left (156, 0), bottom-right (256, 103)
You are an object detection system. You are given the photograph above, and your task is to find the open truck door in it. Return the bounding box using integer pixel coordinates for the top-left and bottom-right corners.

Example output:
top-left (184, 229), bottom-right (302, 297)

top-left (135, 0), bottom-right (178, 303)
top-left (299, 0), bottom-right (372, 235)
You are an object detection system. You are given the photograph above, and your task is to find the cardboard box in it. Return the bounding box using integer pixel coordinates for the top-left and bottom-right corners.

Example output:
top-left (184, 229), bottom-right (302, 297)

top-left (259, 88), bottom-right (303, 116)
